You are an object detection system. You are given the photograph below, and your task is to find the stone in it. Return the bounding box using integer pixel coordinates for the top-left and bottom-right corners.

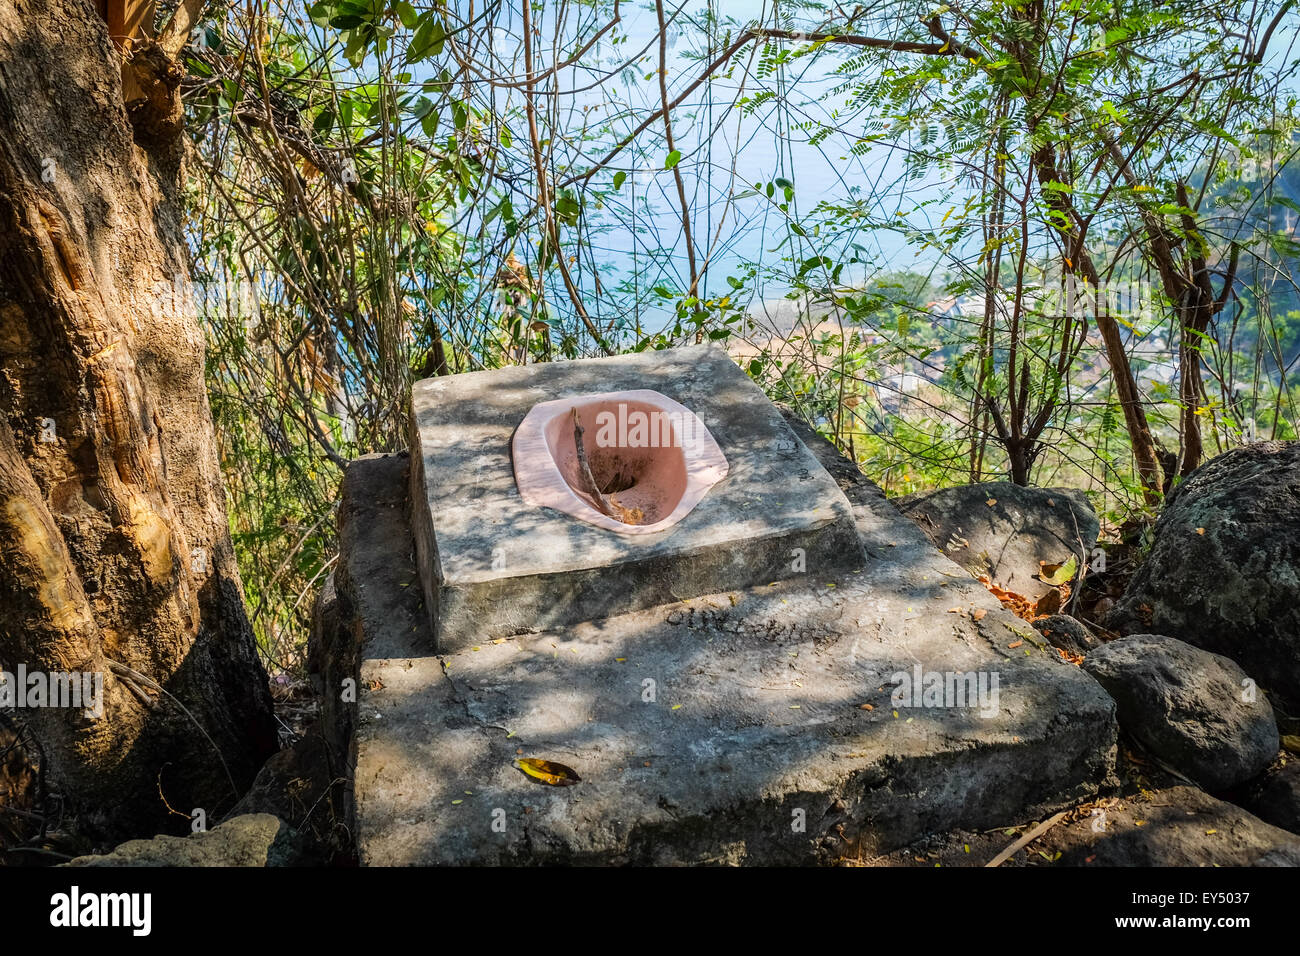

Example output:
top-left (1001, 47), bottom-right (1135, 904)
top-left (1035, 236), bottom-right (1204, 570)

top-left (337, 425), bottom-right (1118, 865)
top-left (307, 453), bottom-right (427, 839)
top-left (224, 732), bottom-right (338, 861)
top-left (1032, 615), bottom-right (1100, 657)
top-left (63, 814), bottom-right (304, 867)
top-left (1082, 634), bottom-right (1279, 792)
top-left (894, 482), bottom-right (1099, 601)
top-left (1105, 441), bottom-right (1300, 710)
top-left (1239, 760), bottom-right (1300, 836)
top-left (876, 784), bottom-right (1300, 866)
top-left (1254, 846), bottom-right (1300, 865)
top-left (1050, 786), bottom-right (1300, 866)
top-left (408, 345), bottom-right (864, 652)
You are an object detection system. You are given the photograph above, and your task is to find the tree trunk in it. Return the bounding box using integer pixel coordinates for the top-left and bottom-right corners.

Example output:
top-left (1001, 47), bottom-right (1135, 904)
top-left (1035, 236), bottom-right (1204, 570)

top-left (1031, 144), bottom-right (1165, 503)
top-left (0, 0), bottom-right (275, 844)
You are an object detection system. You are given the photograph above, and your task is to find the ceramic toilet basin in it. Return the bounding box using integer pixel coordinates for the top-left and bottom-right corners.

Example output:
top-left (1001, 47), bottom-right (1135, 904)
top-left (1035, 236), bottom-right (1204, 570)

top-left (512, 389), bottom-right (728, 534)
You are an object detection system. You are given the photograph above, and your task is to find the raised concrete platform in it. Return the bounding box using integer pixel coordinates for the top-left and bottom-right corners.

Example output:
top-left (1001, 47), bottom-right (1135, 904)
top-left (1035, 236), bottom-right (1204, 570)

top-left (408, 346), bottom-right (863, 652)
top-left (336, 415), bottom-right (1118, 865)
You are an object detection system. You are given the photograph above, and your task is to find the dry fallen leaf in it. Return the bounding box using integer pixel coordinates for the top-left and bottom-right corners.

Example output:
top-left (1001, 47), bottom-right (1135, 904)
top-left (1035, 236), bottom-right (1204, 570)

top-left (1034, 588), bottom-right (1063, 617)
top-left (972, 608), bottom-right (988, 621)
top-left (516, 758), bottom-right (581, 787)
top-left (1038, 554), bottom-right (1078, 586)
top-left (986, 497), bottom-right (998, 506)
top-left (1195, 527), bottom-right (1206, 535)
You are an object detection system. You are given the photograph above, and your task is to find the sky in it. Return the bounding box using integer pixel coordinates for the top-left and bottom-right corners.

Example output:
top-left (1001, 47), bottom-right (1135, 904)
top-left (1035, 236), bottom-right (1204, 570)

top-left (443, 0), bottom-right (1300, 333)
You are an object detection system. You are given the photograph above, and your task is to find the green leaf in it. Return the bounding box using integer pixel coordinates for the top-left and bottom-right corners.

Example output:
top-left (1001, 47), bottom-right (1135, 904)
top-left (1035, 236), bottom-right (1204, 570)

top-left (555, 194), bottom-right (582, 225)
top-left (1100, 100), bottom-right (1125, 125)
top-left (409, 96), bottom-right (434, 121)
top-left (613, 170), bottom-right (627, 189)
top-left (394, 1), bottom-right (419, 29)
top-left (664, 150), bottom-right (682, 169)
top-left (1038, 554), bottom-right (1078, 586)
top-left (408, 16), bottom-right (445, 63)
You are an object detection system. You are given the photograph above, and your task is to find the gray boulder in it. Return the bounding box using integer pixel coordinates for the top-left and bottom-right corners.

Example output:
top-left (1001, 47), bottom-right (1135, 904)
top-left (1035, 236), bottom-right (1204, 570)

top-left (1052, 785), bottom-right (1300, 866)
top-left (1082, 634), bottom-right (1278, 791)
top-left (1105, 441), bottom-right (1300, 709)
top-left (1239, 760), bottom-right (1300, 836)
top-left (894, 482), bottom-right (1098, 600)
top-left (1033, 615), bottom-right (1100, 657)
top-left (63, 814), bottom-right (304, 867)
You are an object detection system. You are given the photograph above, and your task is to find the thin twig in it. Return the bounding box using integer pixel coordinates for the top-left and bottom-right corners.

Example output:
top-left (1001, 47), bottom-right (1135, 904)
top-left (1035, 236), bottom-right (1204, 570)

top-left (985, 810), bottom-right (1068, 867)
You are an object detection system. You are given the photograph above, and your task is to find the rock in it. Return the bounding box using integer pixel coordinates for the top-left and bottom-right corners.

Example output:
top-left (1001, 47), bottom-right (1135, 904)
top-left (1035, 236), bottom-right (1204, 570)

top-left (225, 731), bottom-right (338, 861)
top-left (63, 814), bottom-right (304, 867)
top-left (1032, 615), bottom-right (1100, 657)
top-left (1051, 786), bottom-right (1300, 866)
top-left (227, 733), bottom-right (331, 823)
top-left (894, 482), bottom-right (1099, 600)
top-left (1238, 760), bottom-right (1300, 836)
top-left (306, 452), bottom-right (419, 848)
top-left (1105, 441), bottom-right (1300, 710)
top-left (1082, 634), bottom-right (1279, 791)
top-left (1254, 846), bottom-right (1300, 865)
top-left (876, 784), bottom-right (1300, 866)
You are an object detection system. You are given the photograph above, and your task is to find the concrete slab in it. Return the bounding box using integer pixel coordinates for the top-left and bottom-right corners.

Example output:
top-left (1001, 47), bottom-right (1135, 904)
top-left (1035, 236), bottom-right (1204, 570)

top-left (340, 420), bottom-right (1118, 865)
top-left (408, 346), bottom-right (864, 652)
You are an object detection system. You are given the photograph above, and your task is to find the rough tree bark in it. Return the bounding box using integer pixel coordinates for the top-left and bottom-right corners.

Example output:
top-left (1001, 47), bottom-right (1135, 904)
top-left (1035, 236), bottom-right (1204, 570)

top-left (0, 0), bottom-right (275, 844)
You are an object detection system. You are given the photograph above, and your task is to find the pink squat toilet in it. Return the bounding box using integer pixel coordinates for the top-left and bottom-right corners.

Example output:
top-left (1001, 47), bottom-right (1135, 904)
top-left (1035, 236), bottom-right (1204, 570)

top-left (511, 389), bottom-right (728, 534)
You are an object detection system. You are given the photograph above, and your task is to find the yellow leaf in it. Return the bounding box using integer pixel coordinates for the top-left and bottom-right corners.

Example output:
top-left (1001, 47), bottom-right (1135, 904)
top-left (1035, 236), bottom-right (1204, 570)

top-left (517, 758), bottom-right (581, 787)
top-left (1038, 554), bottom-right (1078, 586)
